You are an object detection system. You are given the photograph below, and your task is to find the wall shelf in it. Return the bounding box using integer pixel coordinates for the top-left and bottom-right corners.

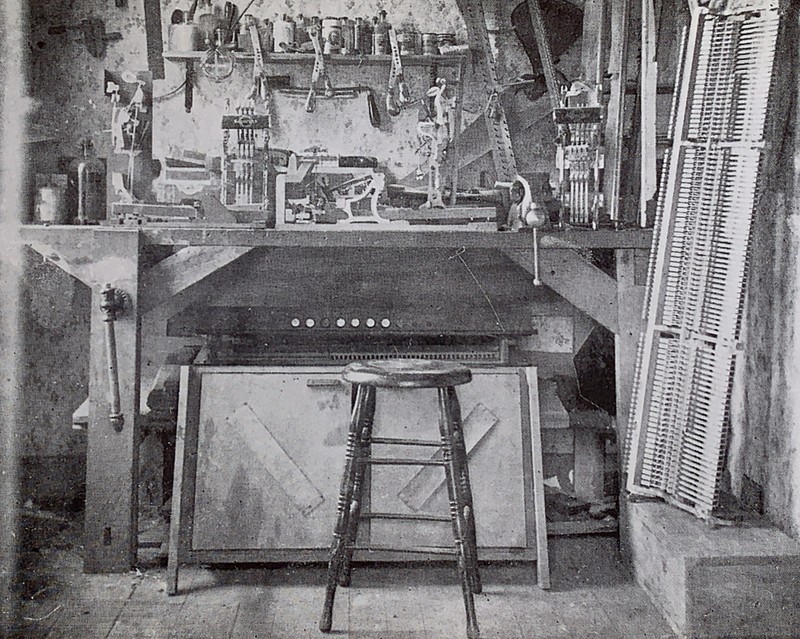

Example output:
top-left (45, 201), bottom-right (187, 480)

top-left (163, 50), bottom-right (467, 66)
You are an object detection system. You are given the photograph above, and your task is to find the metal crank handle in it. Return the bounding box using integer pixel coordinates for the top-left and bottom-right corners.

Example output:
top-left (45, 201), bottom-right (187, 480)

top-left (100, 284), bottom-right (126, 431)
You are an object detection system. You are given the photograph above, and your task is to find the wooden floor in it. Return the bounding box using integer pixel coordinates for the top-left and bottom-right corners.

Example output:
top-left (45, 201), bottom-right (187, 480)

top-left (12, 528), bottom-right (676, 639)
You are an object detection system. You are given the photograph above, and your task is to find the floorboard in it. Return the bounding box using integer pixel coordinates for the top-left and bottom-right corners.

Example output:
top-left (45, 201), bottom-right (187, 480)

top-left (13, 528), bottom-right (676, 639)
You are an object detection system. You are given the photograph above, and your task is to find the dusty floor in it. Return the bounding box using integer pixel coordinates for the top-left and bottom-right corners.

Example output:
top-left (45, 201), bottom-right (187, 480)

top-left (10, 513), bottom-right (676, 638)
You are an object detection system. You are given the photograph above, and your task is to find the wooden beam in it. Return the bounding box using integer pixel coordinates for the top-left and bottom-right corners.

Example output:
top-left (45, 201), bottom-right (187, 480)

top-left (504, 248), bottom-right (619, 333)
top-left (614, 249), bottom-right (647, 449)
top-left (84, 230), bottom-right (142, 572)
top-left (22, 228), bottom-right (141, 287)
top-left (603, 0), bottom-right (632, 223)
top-left (139, 246), bottom-right (254, 315)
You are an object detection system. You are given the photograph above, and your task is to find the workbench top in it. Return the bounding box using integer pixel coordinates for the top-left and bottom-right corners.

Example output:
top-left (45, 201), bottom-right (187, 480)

top-left (20, 223), bottom-right (653, 250)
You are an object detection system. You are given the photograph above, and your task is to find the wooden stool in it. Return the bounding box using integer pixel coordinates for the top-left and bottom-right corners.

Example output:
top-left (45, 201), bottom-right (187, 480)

top-left (320, 359), bottom-right (482, 639)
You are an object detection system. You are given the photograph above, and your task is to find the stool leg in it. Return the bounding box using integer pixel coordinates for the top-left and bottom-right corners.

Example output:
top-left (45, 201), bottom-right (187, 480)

top-left (438, 388), bottom-right (481, 639)
top-left (339, 385), bottom-right (375, 587)
top-left (444, 386), bottom-right (482, 595)
top-left (320, 384), bottom-right (370, 633)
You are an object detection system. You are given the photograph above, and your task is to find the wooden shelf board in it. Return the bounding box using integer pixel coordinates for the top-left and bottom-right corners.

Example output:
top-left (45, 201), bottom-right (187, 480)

top-left (163, 51), bottom-right (466, 66)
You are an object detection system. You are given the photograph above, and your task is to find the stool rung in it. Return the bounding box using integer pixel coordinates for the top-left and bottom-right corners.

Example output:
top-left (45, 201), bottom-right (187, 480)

top-left (362, 512), bottom-right (451, 522)
top-left (354, 545), bottom-right (457, 556)
top-left (361, 457), bottom-right (445, 466)
top-left (371, 437), bottom-right (441, 447)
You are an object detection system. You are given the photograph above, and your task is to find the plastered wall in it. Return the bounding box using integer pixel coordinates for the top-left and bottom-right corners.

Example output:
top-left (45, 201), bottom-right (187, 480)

top-left (23, 0), bottom-right (580, 467)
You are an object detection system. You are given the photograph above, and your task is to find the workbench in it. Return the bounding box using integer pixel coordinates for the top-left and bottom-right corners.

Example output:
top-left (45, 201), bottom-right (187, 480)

top-left (20, 223), bottom-right (650, 572)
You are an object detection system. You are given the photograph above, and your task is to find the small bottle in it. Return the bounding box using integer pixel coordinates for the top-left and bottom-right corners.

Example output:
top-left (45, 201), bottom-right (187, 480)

top-left (358, 17), bottom-right (373, 54)
top-left (68, 139), bottom-right (106, 224)
top-left (373, 11), bottom-right (389, 54)
top-left (341, 17), bottom-right (355, 54)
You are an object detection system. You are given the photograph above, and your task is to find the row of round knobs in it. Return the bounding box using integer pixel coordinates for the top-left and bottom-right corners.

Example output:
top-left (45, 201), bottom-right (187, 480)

top-left (290, 317), bottom-right (392, 328)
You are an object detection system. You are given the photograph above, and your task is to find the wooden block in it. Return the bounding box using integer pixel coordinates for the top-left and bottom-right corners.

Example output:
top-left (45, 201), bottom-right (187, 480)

top-left (573, 429), bottom-right (605, 501)
top-left (625, 501), bottom-right (800, 639)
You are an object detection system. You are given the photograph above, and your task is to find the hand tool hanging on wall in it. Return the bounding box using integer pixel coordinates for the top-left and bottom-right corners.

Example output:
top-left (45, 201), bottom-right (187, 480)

top-left (455, 0), bottom-right (517, 183)
top-left (305, 25), bottom-right (334, 112)
top-left (100, 284), bottom-right (127, 432)
top-left (386, 25), bottom-right (410, 117)
top-left (417, 78), bottom-right (450, 209)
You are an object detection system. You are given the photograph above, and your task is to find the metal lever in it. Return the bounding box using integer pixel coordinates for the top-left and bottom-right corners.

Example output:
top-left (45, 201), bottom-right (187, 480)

top-left (100, 284), bottom-right (126, 431)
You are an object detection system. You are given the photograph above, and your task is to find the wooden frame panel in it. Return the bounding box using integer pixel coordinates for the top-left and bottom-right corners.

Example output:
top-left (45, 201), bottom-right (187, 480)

top-left (166, 365), bottom-right (549, 593)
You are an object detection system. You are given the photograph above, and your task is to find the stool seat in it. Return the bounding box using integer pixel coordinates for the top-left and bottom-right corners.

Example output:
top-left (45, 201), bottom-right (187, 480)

top-left (342, 359), bottom-right (472, 389)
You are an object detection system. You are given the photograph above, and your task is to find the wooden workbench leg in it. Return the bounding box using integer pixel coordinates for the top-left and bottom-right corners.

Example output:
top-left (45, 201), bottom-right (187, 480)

top-left (614, 249), bottom-right (647, 458)
top-left (84, 231), bottom-right (142, 573)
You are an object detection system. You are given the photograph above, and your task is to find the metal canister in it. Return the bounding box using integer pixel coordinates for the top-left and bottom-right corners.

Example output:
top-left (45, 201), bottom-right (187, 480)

top-left (322, 17), bottom-right (343, 54)
top-left (436, 32), bottom-right (456, 52)
top-left (422, 33), bottom-right (439, 55)
top-left (397, 29), bottom-right (415, 55)
top-left (273, 15), bottom-right (295, 53)
top-left (341, 17), bottom-right (355, 54)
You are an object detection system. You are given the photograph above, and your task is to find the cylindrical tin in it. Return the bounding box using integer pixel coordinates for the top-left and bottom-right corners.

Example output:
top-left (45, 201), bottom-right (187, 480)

top-left (322, 17), bottom-right (342, 54)
top-left (35, 182), bottom-right (68, 224)
top-left (422, 32), bottom-right (439, 55)
top-left (273, 15), bottom-right (295, 53)
top-left (436, 32), bottom-right (456, 52)
top-left (169, 23), bottom-right (202, 52)
top-left (397, 29), bottom-right (416, 55)
top-left (341, 18), bottom-right (355, 54)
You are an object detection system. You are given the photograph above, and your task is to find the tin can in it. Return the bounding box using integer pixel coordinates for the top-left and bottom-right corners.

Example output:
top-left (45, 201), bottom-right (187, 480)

top-left (273, 15), bottom-right (295, 53)
top-left (422, 33), bottom-right (439, 55)
top-left (397, 29), bottom-right (416, 55)
top-left (322, 17), bottom-right (343, 54)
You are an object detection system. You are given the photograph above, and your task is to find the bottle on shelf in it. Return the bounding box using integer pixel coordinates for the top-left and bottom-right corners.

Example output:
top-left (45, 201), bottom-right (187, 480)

top-left (67, 139), bottom-right (106, 224)
top-left (373, 10), bottom-right (390, 54)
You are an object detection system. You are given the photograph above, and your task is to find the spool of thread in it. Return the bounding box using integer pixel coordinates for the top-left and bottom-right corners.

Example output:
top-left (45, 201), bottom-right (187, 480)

top-left (273, 15), bottom-right (295, 53)
top-left (169, 23), bottom-right (203, 51)
top-left (322, 17), bottom-right (342, 54)
top-left (422, 33), bottom-right (439, 55)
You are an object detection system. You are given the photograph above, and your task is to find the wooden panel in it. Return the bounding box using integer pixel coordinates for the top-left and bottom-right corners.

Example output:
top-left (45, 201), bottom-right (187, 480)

top-left (167, 248), bottom-right (575, 336)
top-left (190, 369), bottom-right (351, 550)
top-left (369, 371), bottom-right (527, 549)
